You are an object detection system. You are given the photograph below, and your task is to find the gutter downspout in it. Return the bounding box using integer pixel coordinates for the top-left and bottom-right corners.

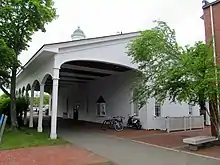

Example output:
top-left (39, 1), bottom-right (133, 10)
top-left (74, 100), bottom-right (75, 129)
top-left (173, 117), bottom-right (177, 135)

top-left (210, 5), bottom-right (219, 108)
top-left (210, 5), bottom-right (220, 137)
top-left (210, 5), bottom-right (217, 66)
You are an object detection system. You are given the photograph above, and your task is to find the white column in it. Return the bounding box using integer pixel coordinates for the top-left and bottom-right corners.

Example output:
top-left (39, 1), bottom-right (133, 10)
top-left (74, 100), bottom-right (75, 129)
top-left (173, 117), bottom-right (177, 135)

top-left (29, 89), bottom-right (34, 128)
top-left (38, 84), bottom-right (44, 132)
top-left (24, 90), bottom-right (29, 125)
top-left (50, 68), bottom-right (59, 139)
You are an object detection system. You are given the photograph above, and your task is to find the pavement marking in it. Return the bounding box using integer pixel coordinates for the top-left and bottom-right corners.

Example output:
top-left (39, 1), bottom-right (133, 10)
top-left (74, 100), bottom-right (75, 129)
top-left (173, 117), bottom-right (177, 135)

top-left (101, 130), bottom-right (220, 161)
top-left (132, 140), bottom-right (180, 152)
top-left (181, 150), bottom-right (220, 161)
top-left (132, 139), bottom-right (220, 161)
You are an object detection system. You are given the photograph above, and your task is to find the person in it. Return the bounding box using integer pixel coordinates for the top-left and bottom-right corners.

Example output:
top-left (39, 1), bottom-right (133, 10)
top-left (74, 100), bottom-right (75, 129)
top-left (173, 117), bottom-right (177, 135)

top-left (73, 108), bottom-right (78, 121)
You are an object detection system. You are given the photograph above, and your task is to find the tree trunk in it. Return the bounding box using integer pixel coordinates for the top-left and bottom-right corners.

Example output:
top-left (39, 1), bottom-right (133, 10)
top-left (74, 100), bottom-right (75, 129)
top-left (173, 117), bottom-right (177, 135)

top-left (209, 97), bottom-right (218, 137)
top-left (10, 67), bottom-right (18, 128)
top-left (199, 98), bottom-right (207, 125)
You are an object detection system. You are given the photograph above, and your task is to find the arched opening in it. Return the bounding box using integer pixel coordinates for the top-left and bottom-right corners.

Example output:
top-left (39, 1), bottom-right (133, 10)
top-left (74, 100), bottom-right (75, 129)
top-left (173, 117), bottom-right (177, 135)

top-left (15, 90), bottom-right (19, 97)
top-left (21, 86), bottom-right (25, 97)
top-left (56, 60), bottom-right (137, 130)
top-left (23, 84), bottom-right (31, 126)
top-left (25, 84), bottom-right (31, 106)
top-left (18, 88), bottom-right (22, 97)
top-left (26, 84), bottom-right (31, 91)
top-left (41, 74), bottom-right (53, 129)
top-left (31, 80), bottom-right (40, 127)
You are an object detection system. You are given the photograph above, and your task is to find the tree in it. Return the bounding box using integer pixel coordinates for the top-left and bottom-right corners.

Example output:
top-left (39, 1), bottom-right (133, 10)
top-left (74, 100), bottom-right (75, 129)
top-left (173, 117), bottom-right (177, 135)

top-left (128, 20), bottom-right (220, 137)
top-left (33, 94), bottom-right (50, 106)
top-left (0, 0), bottom-right (57, 127)
top-left (0, 39), bottom-right (17, 96)
top-left (43, 94), bottom-right (50, 105)
top-left (128, 20), bottom-right (182, 107)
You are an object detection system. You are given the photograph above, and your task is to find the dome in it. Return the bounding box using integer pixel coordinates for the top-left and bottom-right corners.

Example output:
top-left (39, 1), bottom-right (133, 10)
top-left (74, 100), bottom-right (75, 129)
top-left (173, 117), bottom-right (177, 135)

top-left (71, 26), bottom-right (86, 40)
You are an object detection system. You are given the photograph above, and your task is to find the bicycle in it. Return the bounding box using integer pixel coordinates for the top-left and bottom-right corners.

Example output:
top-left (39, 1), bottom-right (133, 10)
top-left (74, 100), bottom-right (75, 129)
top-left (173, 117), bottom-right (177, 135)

top-left (101, 116), bottom-right (125, 131)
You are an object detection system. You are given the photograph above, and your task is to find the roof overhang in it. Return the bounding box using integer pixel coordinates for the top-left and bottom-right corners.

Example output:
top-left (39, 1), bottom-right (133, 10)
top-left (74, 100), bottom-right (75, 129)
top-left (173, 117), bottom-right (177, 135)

top-left (203, 0), bottom-right (220, 9)
top-left (17, 31), bottom-right (140, 77)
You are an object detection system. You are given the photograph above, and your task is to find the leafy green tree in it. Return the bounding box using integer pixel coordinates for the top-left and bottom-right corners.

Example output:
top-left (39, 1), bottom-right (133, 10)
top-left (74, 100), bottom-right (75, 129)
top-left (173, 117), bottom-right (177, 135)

top-left (128, 20), bottom-right (220, 136)
top-left (0, 0), bottom-right (57, 127)
top-left (43, 94), bottom-right (50, 105)
top-left (33, 94), bottom-right (50, 106)
top-left (128, 20), bottom-right (182, 107)
top-left (0, 39), bottom-right (17, 96)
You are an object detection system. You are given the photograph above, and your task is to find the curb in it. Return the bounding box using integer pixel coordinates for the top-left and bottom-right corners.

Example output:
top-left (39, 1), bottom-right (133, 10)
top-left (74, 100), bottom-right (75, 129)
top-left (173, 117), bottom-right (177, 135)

top-left (104, 132), bottom-right (220, 161)
top-left (132, 140), bottom-right (220, 161)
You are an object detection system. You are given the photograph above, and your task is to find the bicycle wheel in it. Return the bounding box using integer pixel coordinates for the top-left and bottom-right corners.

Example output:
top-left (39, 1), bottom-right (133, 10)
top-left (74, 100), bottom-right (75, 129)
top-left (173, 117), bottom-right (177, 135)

top-left (101, 120), bottom-right (107, 129)
top-left (114, 121), bottom-right (124, 132)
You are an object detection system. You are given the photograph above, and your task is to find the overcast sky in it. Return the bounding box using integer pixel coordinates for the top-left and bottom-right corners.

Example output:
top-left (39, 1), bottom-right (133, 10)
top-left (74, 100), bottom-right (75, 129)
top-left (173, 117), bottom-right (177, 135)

top-left (18, 0), bottom-right (211, 65)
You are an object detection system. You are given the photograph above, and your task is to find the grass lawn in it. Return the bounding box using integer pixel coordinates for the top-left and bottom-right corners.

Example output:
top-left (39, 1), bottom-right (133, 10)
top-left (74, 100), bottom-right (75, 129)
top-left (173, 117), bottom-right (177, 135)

top-left (0, 127), bottom-right (68, 150)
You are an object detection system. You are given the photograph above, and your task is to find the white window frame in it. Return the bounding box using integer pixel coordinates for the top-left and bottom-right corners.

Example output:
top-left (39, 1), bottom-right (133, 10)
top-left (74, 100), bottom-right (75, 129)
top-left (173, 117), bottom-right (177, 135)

top-left (189, 104), bottom-right (193, 115)
top-left (97, 103), bottom-right (106, 117)
top-left (155, 101), bottom-right (161, 117)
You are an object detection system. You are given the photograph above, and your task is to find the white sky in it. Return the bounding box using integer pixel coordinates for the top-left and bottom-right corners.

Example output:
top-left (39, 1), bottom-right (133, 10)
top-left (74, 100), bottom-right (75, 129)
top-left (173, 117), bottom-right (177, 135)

top-left (18, 0), bottom-right (212, 65)
top-left (0, 0), bottom-right (215, 95)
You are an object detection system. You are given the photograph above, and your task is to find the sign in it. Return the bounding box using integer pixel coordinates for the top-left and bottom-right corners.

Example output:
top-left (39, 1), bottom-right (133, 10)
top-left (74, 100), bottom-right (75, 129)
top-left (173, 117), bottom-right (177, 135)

top-left (0, 114), bottom-right (8, 143)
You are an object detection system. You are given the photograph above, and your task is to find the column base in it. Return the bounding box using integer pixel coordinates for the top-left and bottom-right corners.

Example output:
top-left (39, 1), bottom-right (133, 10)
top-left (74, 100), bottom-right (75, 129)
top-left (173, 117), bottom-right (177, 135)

top-left (29, 123), bottom-right (33, 128)
top-left (24, 119), bottom-right (28, 126)
top-left (50, 132), bottom-right (57, 139)
top-left (37, 127), bottom-right (43, 132)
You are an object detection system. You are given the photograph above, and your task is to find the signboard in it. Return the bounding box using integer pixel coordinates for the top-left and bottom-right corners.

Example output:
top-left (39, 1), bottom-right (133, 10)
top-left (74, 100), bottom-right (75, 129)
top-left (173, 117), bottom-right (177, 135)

top-left (0, 114), bottom-right (7, 143)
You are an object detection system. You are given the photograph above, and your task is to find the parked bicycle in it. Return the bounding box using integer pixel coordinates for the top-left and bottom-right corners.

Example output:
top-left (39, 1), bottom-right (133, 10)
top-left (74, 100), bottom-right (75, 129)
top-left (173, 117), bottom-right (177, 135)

top-left (101, 116), bottom-right (125, 131)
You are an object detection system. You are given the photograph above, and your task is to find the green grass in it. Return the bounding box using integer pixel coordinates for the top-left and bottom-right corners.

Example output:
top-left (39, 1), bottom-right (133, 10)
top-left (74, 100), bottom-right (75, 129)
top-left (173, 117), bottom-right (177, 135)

top-left (0, 127), bottom-right (68, 150)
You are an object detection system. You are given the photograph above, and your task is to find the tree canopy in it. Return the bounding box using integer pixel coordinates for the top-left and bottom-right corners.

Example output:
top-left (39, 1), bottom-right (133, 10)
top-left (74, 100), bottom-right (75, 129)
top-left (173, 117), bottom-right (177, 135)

top-left (0, 39), bottom-right (17, 95)
top-left (0, 0), bottom-right (57, 54)
top-left (34, 94), bottom-right (50, 106)
top-left (0, 0), bottom-right (57, 127)
top-left (128, 21), bottom-right (218, 106)
top-left (128, 20), bottom-right (220, 136)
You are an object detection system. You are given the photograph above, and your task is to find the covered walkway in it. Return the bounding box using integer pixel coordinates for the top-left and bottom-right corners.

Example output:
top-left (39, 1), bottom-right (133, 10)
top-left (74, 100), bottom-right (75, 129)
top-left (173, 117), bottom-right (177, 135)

top-left (16, 32), bottom-right (139, 139)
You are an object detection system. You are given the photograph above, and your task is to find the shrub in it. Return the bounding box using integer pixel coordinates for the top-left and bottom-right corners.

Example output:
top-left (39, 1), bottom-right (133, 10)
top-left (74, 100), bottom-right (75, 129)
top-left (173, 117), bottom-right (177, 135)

top-left (0, 95), bottom-right (28, 127)
top-left (0, 97), bottom-right (10, 115)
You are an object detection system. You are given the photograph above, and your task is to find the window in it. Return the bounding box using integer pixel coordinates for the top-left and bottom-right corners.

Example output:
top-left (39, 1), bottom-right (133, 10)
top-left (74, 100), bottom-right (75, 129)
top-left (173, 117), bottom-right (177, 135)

top-left (189, 104), bottom-right (193, 115)
top-left (97, 103), bottom-right (106, 116)
top-left (155, 102), bottom-right (161, 117)
top-left (96, 96), bottom-right (106, 117)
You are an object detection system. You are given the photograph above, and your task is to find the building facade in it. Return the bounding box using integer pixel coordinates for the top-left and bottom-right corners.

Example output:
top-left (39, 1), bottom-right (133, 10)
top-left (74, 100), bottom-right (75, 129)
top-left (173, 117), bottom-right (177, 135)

top-left (203, 0), bottom-right (220, 63)
top-left (16, 29), bottom-right (203, 139)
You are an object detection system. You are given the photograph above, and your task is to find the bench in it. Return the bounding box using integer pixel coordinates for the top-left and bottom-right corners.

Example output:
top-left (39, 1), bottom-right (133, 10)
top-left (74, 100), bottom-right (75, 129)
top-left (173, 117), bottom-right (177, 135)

top-left (183, 136), bottom-right (218, 151)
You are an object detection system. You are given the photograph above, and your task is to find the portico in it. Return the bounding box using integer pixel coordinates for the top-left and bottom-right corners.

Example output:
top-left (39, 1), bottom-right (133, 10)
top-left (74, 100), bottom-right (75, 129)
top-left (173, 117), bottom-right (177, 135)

top-left (16, 32), bottom-right (139, 139)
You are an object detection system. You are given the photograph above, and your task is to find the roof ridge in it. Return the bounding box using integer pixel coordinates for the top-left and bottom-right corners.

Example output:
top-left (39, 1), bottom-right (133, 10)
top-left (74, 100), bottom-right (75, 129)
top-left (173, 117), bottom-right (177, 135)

top-left (203, 0), bottom-right (220, 9)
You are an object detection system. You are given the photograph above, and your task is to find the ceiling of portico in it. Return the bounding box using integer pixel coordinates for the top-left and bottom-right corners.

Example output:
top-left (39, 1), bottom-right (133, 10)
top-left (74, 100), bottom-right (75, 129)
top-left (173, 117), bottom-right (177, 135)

top-left (43, 60), bottom-right (132, 88)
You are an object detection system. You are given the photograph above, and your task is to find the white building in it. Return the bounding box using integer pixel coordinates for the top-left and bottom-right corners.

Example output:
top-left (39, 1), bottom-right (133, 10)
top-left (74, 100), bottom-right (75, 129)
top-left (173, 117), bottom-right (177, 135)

top-left (16, 28), bottom-right (205, 139)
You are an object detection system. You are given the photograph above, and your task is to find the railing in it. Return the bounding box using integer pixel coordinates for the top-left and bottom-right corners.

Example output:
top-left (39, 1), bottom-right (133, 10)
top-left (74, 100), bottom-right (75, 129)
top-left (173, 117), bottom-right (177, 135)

top-left (153, 117), bottom-right (167, 130)
top-left (154, 116), bottom-right (204, 132)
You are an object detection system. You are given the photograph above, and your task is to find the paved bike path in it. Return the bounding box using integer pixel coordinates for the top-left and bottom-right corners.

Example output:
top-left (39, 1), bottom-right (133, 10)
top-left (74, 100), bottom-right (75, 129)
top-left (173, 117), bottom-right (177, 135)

top-left (59, 129), bottom-right (220, 165)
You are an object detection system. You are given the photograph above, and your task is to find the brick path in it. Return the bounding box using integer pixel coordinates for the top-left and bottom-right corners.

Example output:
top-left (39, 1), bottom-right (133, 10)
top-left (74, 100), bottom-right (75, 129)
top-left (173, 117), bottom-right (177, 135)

top-left (133, 127), bottom-right (211, 148)
top-left (0, 145), bottom-right (108, 165)
top-left (102, 128), bottom-right (165, 138)
top-left (104, 126), bottom-right (220, 159)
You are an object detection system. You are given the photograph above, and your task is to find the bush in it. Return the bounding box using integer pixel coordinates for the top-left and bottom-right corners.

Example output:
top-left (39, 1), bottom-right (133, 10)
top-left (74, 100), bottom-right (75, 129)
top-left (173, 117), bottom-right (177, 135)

top-left (0, 97), bottom-right (10, 115)
top-left (0, 95), bottom-right (28, 127)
